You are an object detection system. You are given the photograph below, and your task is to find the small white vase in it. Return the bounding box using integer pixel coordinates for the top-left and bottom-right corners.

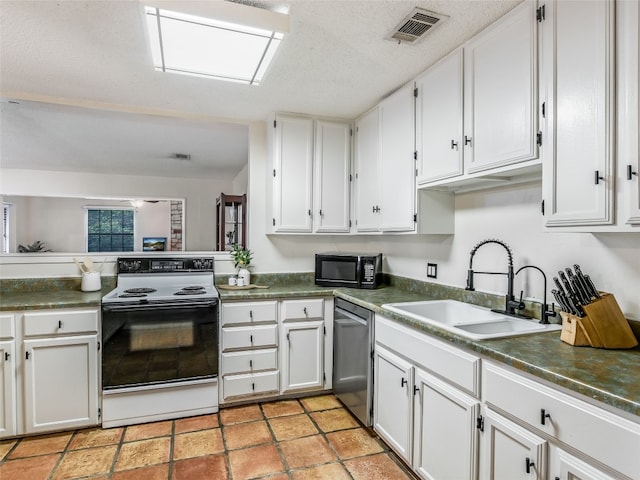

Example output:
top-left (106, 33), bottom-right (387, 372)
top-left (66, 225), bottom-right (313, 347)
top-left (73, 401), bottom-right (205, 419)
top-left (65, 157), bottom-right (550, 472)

top-left (238, 268), bottom-right (250, 286)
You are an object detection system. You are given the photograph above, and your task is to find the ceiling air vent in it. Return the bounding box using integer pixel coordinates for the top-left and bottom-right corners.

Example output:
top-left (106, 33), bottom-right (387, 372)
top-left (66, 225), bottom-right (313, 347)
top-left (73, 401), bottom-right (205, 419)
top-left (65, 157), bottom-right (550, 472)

top-left (387, 8), bottom-right (448, 44)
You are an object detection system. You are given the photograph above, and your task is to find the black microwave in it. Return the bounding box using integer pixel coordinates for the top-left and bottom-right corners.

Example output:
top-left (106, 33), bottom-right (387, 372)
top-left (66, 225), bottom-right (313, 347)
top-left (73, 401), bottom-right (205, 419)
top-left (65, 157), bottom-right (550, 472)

top-left (315, 253), bottom-right (382, 289)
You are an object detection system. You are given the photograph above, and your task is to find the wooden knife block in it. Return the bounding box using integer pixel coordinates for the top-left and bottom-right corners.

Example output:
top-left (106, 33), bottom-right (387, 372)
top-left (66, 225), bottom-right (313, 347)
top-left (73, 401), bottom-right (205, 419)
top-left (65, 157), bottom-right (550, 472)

top-left (560, 293), bottom-right (638, 349)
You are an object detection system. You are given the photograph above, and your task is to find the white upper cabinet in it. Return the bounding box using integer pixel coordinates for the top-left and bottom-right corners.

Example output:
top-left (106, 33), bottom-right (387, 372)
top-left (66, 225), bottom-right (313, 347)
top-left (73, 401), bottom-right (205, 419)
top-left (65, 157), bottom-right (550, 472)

top-left (416, 48), bottom-right (464, 184)
top-left (271, 114), bottom-right (351, 234)
top-left (355, 83), bottom-right (416, 232)
top-left (379, 82), bottom-right (416, 232)
top-left (272, 114), bottom-right (315, 233)
top-left (354, 106), bottom-right (382, 232)
top-left (541, 0), bottom-right (616, 227)
top-left (314, 120), bottom-right (351, 232)
top-left (619, 0), bottom-right (640, 225)
top-left (464, 1), bottom-right (539, 174)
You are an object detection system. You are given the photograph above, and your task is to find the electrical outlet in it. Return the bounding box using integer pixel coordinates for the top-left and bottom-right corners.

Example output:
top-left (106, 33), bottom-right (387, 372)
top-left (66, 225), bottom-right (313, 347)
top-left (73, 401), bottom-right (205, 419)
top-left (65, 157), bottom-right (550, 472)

top-left (427, 263), bottom-right (438, 279)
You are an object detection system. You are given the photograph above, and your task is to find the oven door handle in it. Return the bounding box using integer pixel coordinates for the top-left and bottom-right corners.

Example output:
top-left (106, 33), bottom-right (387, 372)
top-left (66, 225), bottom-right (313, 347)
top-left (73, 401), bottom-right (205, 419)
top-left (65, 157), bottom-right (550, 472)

top-left (102, 300), bottom-right (218, 312)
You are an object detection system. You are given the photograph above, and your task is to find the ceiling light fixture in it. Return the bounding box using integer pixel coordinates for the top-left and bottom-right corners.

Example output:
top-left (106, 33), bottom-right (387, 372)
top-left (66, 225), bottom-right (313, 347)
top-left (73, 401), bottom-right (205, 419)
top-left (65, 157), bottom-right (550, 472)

top-left (143, 1), bottom-right (289, 86)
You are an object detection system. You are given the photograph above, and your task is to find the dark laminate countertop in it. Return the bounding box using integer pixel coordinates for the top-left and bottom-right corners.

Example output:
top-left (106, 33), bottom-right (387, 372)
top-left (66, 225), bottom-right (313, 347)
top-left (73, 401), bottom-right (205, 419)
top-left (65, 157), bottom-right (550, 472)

top-left (2, 278), bottom-right (638, 419)
top-left (218, 282), bottom-right (640, 420)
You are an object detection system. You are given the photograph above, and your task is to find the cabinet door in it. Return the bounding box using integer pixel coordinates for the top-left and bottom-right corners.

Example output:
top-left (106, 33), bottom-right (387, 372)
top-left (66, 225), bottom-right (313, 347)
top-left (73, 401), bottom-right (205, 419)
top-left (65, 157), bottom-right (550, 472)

top-left (273, 114), bottom-right (314, 232)
top-left (354, 107), bottom-right (381, 231)
top-left (550, 447), bottom-right (619, 480)
top-left (379, 82), bottom-right (416, 232)
top-left (373, 345), bottom-right (413, 463)
top-left (0, 340), bottom-right (16, 438)
top-left (481, 409), bottom-right (547, 480)
top-left (413, 368), bottom-right (479, 480)
top-left (281, 320), bottom-right (324, 393)
top-left (23, 335), bottom-right (99, 433)
top-left (541, 0), bottom-right (615, 227)
top-left (416, 48), bottom-right (464, 184)
top-left (620, 0), bottom-right (640, 225)
top-left (314, 120), bottom-right (351, 232)
top-left (464, 1), bottom-right (538, 173)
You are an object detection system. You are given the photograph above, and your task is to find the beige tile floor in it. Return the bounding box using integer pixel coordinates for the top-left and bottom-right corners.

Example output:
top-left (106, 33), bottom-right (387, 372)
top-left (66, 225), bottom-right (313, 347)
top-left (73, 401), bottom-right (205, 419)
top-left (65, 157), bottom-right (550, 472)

top-left (0, 394), bottom-right (417, 480)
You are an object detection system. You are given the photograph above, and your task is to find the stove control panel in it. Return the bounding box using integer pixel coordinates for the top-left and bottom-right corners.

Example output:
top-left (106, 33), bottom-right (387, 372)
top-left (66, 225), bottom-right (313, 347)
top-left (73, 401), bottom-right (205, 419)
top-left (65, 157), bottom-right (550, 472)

top-left (117, 257), bottom-right (214, 273)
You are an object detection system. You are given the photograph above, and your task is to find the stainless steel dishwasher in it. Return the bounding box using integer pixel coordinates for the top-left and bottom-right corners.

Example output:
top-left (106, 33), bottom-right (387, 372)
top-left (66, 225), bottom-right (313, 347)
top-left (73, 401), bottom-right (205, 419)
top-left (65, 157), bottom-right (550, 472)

top-left (332, 298), bottom-right (374, 427)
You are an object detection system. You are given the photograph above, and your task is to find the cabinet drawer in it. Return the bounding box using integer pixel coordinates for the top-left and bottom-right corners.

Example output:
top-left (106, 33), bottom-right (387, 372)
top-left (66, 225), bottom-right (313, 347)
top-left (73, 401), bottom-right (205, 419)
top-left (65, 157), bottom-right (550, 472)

top-left (376, 315), bottom-right (480, 397)
top-left (221, 348), bottom-right (278, 375)
top-left (0, 314), bottom-right (15, 340)
top-left (223, 370), bottom-right (279, 400)
top-left (23, 309), bottom-right (99, 337)
top-left (222, 325), bottom-right (278, 351)
top-left (484, 362), bottom-right (640, 479)
top-left (281, 298), bottom-right (324, 321)
top-left (221, 301), bottom-right (277, 326)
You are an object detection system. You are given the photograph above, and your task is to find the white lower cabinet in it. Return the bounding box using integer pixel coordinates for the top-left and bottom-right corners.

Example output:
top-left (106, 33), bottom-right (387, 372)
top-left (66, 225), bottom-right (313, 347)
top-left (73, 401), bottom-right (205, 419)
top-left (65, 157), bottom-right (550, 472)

top-left (550, 447), bottom-right (620, 480)
top-left (413, 368), bottom-right (480, 480)
top-left (220, 300), bottom-right (279, 402)
top-left (0, 308), bottom-right (100, 439)
top-left (23, 335), bottom-right (98, 434)
top-left (280, 298), bottom-right (328, 394)
top-left (0, 314), bottom-right (17, 438)
top-left (481, 409), bottom-right (547, 480)
top-left (482, 361), bottom-right (640, 480)
top-left (374, 315), bottom-right (481, 480)
top-left (220, 297), bottom-right (332, 403)
top-left (374, 345), bottom-right (413, 463)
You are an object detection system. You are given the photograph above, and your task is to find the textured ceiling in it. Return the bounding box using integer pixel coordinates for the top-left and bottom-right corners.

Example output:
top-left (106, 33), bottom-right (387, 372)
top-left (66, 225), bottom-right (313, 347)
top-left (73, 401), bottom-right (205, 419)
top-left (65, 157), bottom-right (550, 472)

top-left (0, 0), bottom-right (521, 178)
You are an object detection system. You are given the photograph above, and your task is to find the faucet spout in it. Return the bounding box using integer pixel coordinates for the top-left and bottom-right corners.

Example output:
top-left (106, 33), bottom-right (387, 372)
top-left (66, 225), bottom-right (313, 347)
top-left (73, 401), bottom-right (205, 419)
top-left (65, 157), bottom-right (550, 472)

top-left (465, 239), bottom-right (528, 318)
top-left (515, 265), bottom-right (558, 324)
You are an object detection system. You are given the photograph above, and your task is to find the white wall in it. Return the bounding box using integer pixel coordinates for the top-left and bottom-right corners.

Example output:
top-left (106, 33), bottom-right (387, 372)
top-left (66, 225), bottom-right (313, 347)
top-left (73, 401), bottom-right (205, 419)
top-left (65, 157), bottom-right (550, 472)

top-left (0, 168), bottom-right (232, 251)
top-left (245, 124), bottom-right (640, 320)
top-left (2, 126), bottom-right (638, 321)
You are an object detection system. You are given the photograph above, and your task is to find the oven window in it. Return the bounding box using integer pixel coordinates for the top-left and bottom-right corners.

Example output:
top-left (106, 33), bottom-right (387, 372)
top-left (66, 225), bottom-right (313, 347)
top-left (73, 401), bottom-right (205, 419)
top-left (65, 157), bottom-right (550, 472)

top-left (321, 260), bottom-right (357, 281)
top-left (102, 304), bottom-right (218, 389)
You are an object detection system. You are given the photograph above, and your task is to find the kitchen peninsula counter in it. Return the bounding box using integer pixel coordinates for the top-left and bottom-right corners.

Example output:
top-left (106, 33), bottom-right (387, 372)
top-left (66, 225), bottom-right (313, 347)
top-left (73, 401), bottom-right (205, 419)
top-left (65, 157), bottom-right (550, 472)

top-left (219, 279), bottom-right (640, 420)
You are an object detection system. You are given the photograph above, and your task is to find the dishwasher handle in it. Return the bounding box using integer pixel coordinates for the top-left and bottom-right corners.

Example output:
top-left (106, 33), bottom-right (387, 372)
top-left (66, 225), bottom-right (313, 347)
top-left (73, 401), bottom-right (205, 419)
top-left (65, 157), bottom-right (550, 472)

top-left (335, 307), bottom-right (370, 327)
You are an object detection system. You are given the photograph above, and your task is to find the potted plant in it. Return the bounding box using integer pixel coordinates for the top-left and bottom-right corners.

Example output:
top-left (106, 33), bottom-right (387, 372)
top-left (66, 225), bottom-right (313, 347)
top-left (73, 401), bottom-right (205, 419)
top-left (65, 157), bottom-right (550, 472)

top-left (231, 244), bottom-right (252, 286)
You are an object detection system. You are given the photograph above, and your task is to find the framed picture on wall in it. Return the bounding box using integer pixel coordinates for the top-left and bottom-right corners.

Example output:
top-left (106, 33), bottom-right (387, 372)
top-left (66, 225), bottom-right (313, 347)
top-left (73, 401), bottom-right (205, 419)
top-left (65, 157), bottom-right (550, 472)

top-left (143, 237), bottom-right (166, 251)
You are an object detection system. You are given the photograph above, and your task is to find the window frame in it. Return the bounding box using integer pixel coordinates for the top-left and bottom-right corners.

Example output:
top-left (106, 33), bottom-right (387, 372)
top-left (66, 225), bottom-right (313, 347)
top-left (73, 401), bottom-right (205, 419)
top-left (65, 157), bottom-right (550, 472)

top-left (85, 206), bottom-right (136, 253)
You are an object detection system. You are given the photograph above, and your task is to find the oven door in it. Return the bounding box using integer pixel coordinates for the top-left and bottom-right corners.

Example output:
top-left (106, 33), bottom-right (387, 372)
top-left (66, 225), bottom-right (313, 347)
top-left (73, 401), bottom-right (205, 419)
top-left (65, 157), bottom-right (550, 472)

top-left (101, 299), bottom-right (218, 390)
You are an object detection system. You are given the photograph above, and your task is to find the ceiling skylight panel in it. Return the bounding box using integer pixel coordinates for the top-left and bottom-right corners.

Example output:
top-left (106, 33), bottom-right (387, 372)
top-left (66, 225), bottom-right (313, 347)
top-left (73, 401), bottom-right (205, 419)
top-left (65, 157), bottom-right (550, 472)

top-left (144, 4), bottom-right (288, 86)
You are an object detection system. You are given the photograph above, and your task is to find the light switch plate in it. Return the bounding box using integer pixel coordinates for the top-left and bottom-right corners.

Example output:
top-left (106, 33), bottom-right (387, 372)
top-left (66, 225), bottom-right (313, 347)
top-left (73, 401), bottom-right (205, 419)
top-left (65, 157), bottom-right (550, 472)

top-left (427, 263), bottom-right (437, 279)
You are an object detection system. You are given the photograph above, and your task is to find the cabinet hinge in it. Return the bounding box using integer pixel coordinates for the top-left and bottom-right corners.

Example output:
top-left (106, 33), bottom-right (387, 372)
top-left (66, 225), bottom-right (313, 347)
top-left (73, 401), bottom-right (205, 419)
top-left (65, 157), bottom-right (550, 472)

top-left (413, 150), bottom-right (417, 161)
top-left (349, 173), bottom-right (353, 182)
top-left (541, 101), bottom-right (546, 118)
top-left (272, 218), bottom-right (276, 226)
top-left (323, 326), bottom-right (326, 335)
top-left (415, 168), bottom-right (418, 177)
top-left (414, 87), bottom-right (418, 98)
top-left (476, 415), bottom-right (484, 432)
top-left (323, 373), bottom-right (326, 383)
top-left (273, 119), bottom-right (277, 128)
top-left (97, 341), bottom-right (101, 351)
top-left (541, 199), bottom-right (545, 215)
top-left (413, 213), bottom-right (417, 223)
top-left (349, 219), bottom-right (352, 228)
top-left (536, 5), bottom-right (545, 22)
top-left (273, 169), bottom-right (276, 177)
top-left (98, 407), bottom-right (102, 419)
top-left (536, 131), bottom-right (543, 146)
top-left (350, 128), bottom-right (353, 137)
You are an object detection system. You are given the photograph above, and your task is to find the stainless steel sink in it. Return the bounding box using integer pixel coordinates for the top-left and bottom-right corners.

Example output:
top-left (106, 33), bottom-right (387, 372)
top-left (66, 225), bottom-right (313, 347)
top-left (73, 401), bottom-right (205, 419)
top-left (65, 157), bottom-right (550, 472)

top-left (382, 299), bottom-right (562, 340)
